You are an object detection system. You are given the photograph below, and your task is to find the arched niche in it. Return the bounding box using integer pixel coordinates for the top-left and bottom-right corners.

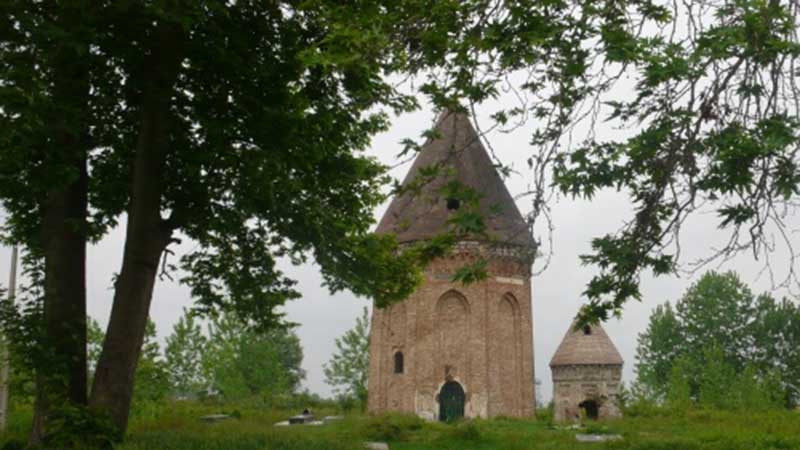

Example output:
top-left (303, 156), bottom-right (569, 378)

top-left (435, 290), bottom-right (470, 378)
top-left (435, 289), bottom-right (470, 316)
top-left (489, 293), bottom-right (521, 415)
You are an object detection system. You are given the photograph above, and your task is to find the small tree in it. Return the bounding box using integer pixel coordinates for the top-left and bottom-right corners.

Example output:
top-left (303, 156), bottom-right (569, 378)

top-left (698, 346), bottom-right (736, 410)
top-left (324, 307), bottom-right (370, 408)
top-left (665, 357), bottom-right (693, 412)
top-left (131, 320), bottom-right (171, 406)
top-left (201, 313), bottom-right (304, 402)
top-left (164, 309), bottom-right (208, 398)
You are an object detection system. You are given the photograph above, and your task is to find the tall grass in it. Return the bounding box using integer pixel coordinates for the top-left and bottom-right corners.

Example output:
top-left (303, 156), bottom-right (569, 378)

top-left (2, 401), bottom-right (799, 450)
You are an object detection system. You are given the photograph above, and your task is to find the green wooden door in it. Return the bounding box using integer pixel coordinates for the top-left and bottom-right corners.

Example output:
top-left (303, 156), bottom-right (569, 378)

top-left (438, 381), bottom-right (465, 422)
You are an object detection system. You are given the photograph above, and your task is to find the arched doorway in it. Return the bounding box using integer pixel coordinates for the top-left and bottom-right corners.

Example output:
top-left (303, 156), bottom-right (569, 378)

top-left (578, 399), bottom-right (599, 420)
top-left (438, 381), bottom-right (465, 422)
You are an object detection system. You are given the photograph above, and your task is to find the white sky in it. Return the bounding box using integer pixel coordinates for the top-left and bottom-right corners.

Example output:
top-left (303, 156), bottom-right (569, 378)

top-left (1, 100), bottom-right (798, 404)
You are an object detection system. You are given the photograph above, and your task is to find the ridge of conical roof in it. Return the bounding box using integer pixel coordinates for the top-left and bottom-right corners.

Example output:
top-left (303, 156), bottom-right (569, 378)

top-left (549, 317), bottom-right (624, 367)
top-left (375, 110), bottom-right (534, 247)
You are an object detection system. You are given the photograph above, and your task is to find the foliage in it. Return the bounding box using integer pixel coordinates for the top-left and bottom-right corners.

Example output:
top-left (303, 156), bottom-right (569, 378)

top-left (665, 357), bottom-right (693, 412)
top-left (164, 309), bottom-right (208, 398)
top-left (697, 346), bottom-right (738, 409)
top-left (363, 413), bottom-right (425, 442)
top-left (86, 317), bottom-right (105, 379)
top-left (323, 307), bottom-right (370, 408)
top-left (636, 271), bottom-right (799, 407)
top-left (545, 0), bottom-right (800, 322)
top-left (618, 382), bottom-right (662, 418)
top-left (132, 320), bottom-right (172, 406)
top-left (201, 313), bottom-right (304, 403)
top-left (0, 0), bottom-right (444, 434)
top-left (39, 403), bottom-right (120, 450)
top-left (313, 0), bottom-right (800, 324)
top-left (86, 317), bottom-right (170, 407)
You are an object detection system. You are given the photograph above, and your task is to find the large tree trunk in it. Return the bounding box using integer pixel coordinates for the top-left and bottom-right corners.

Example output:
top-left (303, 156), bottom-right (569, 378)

top-left (89, 22), bottom-right (184, 434)
top-left (30, 161), bottom-right (89, 444)
top-left (29, 6), bottom-right (90, 444)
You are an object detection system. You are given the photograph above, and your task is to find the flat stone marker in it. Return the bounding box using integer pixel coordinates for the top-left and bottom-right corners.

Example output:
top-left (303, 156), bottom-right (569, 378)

top-left (289, 413), bottom-right (314, 425)
top-left (575, 434), bottom-right (622, 442)
top-left (323, 415), bottom-right (344, 423)
top-left (200, 414), bottom-right (230, 422)
top-left (364, 443), bottom-right (389, 450)
top-left (273, 421), bottom-right (290, 427)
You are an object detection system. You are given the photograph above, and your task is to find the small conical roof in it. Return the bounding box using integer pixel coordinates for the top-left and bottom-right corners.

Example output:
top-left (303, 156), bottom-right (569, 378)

top-left (549, 318), bottom-right (624, 367)
top-left (375, 110), bottom-right (534, 247)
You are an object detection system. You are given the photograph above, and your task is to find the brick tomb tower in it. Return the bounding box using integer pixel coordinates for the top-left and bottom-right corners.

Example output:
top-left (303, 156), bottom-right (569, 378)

top-left (367, 110), bottom-right (536, 421)
top-left (550, 317), bottom-right (624, 421)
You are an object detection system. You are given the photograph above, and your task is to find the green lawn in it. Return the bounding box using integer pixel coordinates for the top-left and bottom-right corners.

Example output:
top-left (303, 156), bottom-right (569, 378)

top-left (3, 403), bottom-right (800, 449)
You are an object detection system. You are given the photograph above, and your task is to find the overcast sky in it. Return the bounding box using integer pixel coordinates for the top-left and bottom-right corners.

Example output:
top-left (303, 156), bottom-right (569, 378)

top-left (1, 99), bottom-right (797, 404)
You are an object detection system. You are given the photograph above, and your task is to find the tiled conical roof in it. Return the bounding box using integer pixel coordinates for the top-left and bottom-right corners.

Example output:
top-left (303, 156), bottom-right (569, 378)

top-left (375, 110), bottom-right (534, 247)
top-left (549, 318), bottom-right (624, 367)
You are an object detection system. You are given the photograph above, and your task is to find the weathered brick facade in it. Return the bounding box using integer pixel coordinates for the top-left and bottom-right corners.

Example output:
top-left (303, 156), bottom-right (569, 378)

top-left (550, 321), bottom-right (624, 421)
top-left (367, 243), bottom-right (535, 419)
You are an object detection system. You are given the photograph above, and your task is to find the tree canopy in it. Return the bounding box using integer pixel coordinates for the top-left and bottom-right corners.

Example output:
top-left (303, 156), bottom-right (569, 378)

top-left (201, 312), bottom-right (305, 402)
top-left (635, 271), bottom-right (800, 406)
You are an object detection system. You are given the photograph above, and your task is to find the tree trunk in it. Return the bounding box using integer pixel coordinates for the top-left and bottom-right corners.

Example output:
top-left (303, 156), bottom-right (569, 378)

top-left (29, 6), bottom-right (90, 444)
top-left (89, 22), bottom-right (184, 434)
top-left (30, 162), bottom-right (89, 444)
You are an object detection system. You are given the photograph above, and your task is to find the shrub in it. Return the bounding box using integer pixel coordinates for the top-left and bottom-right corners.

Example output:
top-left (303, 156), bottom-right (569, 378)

top-left (621, 382), bottom-right (664, 418)
top-left (535, 403), bottom-right (554, 424)
top-left (666, 356), bottom-right (694, 412)
top-left (43, 404), bottom-right (121, 450)
top-left (363, 413), bottom-right (425, 442)
top-left (448, 420), bottom-right (482, 441)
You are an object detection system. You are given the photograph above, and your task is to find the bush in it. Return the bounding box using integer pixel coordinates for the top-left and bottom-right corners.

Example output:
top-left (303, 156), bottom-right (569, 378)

top-left (448, 420), bottom-right (482, 441)
top-left (535, 403), bottom-right (554, 424)
top-left (619, 382), bottom-right (664, 418)
top-left (363, 413), bottom-right (425, 442)
top-left (43, 404), bottom-right (121, 450)
top-left (666, 357), bottom-right (694, 413)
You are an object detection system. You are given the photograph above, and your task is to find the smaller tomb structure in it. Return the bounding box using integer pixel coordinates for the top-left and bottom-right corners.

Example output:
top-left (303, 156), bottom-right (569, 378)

top-left (550, 317), bottom-right (623, 421)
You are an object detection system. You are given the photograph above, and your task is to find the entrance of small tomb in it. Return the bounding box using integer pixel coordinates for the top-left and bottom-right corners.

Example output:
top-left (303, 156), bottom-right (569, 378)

top-left (578, 399), bottom-right (599, 420)
top-left (438, 381), bottom-right (465, 422)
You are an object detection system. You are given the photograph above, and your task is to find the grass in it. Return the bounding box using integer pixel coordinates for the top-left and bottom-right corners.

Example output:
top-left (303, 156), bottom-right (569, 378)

top-left (2, 402), bottom-right (799, 449)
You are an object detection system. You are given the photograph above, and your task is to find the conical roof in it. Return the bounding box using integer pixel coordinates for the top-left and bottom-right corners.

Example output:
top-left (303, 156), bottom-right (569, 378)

top-left (375, 110), bottom-right (534, 247)
top-left (549, 318), bottom-right (624, 367)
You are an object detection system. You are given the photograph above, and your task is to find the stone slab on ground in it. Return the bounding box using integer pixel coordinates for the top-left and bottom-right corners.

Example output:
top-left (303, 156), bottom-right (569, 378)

top-left (289, 414), bottom-right (315, 425)
top-left (322, 415), bottom-right (344, 423)
top-left (575, 433), bottom-right (623, 442)
top-left (273, 421), bottom-right (290, 427)
top-left (199, 414), bottom-right (230, 422)
top-left (364, 442), bottom-right (389, 450)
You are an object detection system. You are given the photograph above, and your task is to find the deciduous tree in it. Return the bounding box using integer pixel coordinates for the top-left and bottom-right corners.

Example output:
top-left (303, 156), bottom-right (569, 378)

top-left (636, 271), bottom-right (800, 406)
top-left (202, 313), bottom-right (304, 402)
top-left (164, 309), bottom-right (207, 398)
top-left (324, 307), bottom-right (370, 407)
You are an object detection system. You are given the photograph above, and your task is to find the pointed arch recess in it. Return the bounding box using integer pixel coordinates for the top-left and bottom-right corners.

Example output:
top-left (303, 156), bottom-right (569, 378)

top-left (435, 290), bottom-right (470, 381)
top-left (435, 289), bottom-right (470, 315)
top-left (490, 292), bottom-right (522, 415)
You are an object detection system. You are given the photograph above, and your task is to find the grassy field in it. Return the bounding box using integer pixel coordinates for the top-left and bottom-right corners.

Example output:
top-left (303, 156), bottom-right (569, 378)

top-left (2, 403), bottom-right (800, 449)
